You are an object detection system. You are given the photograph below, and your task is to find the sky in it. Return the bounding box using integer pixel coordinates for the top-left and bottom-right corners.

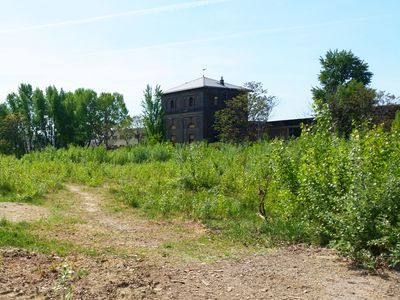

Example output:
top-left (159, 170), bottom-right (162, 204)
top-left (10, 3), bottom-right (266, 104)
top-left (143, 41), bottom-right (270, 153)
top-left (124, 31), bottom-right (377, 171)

top-left (0, 0), bottom-right (399, 120)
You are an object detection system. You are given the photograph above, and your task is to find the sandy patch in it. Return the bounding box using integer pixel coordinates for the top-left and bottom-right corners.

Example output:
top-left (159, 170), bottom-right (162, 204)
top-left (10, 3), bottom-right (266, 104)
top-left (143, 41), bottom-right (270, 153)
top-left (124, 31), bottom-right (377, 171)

top-left (0, 202), bottom-right (49, 222)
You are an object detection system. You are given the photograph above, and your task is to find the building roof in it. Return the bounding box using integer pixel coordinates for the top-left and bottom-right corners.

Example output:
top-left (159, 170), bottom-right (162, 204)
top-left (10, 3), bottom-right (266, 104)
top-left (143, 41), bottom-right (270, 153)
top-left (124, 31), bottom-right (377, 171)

top-left (164, 76), bottom-right (247, 94)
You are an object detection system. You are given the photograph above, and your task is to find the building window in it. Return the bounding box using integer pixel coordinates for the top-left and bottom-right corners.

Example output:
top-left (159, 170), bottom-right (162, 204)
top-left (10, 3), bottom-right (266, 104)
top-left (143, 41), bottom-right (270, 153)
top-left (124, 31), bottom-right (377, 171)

top-left (214, 96), bottom-right (218, 105)
top-left (188, 97), bottom-right (194, 107)
top-left (170, 100), bottom-right (175, 110)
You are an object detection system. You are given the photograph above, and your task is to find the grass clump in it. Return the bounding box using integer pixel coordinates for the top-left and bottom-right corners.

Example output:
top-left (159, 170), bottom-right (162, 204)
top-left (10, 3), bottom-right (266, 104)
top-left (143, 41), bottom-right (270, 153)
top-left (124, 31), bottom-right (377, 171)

top-left (0, 218), bottom-right (91, 256)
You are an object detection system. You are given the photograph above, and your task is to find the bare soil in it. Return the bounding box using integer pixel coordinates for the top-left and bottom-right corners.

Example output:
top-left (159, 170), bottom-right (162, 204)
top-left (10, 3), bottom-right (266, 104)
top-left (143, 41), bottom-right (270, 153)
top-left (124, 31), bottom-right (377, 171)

top-left (0, 202), bottom-right (49, 222)
top-left (0, 185), bottom-right (399, 299)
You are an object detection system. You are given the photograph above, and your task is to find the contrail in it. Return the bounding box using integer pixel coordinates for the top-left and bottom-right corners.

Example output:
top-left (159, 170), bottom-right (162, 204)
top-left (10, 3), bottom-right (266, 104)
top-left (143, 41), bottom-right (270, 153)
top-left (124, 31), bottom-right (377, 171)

top-left (0, 0), bottom-right (231, 35)
top-left (84, 14), bottom-right (397, 55)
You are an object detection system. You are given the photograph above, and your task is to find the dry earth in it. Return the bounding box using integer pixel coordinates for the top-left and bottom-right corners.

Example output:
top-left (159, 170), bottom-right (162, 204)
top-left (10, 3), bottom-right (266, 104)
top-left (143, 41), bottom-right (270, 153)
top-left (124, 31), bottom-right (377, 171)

top-left (0, 202), bottom-right (48, 222)
top-left (0, 185), bottom-right (399, 299)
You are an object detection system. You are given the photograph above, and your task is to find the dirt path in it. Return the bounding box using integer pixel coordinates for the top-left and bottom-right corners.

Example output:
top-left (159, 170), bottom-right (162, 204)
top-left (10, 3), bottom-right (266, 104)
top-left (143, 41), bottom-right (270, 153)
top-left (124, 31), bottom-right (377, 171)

top-left (51, 185), bottom-right (206, 251)
top-left (1, 186), bottom-right (399, 299)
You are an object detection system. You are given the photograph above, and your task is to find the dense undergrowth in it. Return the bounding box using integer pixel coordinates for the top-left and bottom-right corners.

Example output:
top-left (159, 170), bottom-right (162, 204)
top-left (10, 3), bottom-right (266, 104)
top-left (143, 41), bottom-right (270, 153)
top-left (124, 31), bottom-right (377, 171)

top-left (1, 123), bottom-right (399, 269)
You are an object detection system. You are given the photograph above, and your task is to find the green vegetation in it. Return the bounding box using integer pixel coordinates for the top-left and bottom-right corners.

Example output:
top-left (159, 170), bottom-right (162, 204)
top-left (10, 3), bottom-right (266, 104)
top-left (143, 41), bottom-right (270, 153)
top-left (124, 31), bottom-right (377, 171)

top-left (0, 84), bottom-right (130, 156)
top-left (1, 50), bottom-right (399, 269)
top-left (141, 85), bottom-right (164, 143)
top-left (312, 49), bottom-right (377, 136)
top-left (1, 118), bottom-right (399, 269)
top-left (0, 219), bottom-right (86, 256)
top-left (214, 81), bottom-right (277, 142)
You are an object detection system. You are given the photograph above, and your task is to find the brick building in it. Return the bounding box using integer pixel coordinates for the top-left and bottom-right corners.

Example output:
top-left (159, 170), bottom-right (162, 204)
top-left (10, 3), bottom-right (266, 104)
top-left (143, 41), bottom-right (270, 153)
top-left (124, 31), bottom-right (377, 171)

top-left (162, 76), bottom-right (247, 143)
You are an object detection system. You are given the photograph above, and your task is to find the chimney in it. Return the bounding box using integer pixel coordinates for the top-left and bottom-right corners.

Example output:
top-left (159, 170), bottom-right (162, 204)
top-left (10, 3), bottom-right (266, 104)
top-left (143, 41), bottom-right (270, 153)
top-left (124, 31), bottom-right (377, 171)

top-left (220, 76), bottom-right (224, 86)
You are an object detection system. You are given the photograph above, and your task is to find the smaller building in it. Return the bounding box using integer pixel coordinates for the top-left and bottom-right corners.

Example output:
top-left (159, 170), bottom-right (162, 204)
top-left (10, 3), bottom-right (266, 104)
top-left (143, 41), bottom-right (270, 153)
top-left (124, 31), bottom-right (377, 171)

top-left (265, 117), bottom-right (314, 139)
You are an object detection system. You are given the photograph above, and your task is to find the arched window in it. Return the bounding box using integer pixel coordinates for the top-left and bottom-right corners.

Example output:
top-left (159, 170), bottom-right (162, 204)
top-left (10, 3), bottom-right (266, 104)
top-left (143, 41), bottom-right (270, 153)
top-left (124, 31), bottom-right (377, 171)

top-left (188, 97), bottom-right (194, 107)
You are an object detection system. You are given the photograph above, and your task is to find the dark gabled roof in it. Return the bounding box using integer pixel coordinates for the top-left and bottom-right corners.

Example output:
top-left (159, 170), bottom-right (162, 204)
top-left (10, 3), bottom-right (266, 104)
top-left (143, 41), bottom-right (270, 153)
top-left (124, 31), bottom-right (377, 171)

top-left (164, 76), bottom-right (247, 94)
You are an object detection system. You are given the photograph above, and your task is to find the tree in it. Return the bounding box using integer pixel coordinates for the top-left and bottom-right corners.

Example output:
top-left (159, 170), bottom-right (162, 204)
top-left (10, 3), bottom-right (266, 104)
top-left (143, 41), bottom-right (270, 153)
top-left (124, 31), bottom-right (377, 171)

top-left (245, 82), bottom-right (277, 122)
top-left (131, 115), bottom-right (144, 143)
top-left (118, 115), bottom-right (144, 145)
top-left (97, 92), bottom-right (128, 148)
top-left (0, 113), bottom-right (25, 156)
top-left (141, 85), bottom-right (164, 143)
top-left (244, 81), bottom-right (277, 139)
top-left (375, 91), bottom-right (400, 106)
top-left (214, 92), bottom-right (249, 143)
top-left (32, 88), bottom-right (50, 148)
top-left (312, 49), bottom-right (376, 136)
top-left (73, 88), bottom-right (99, 146)
top-left (330, 81), bottom-right (376, 135)
top-left (6, 84), bottom-right (34, 152)
top-left (214, 82), bottom-right (276, 142)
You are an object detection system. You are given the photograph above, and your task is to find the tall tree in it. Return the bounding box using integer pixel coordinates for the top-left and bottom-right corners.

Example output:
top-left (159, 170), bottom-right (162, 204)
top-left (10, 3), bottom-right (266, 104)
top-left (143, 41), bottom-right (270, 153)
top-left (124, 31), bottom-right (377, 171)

top-left (312, 49), bottom-right (376, 136)
top-left (0, 113), bottom-right (25, 156)
top-left (141, 85), bottom-right (164, 143)
top-left (245, 82), bottom-right (277, 122)
top-left (214, 92), bottom-right (249, 143)
top-left (244, 81), bottom-right (277, 139)
top-left (131, 115), bottom-right (144, 143)
top-left (74, 88), bottom-right (98, 146)
top-left (97, 92), bottom-right (128, 148)
top-left (6, 84), bottom-right (34, 152)
top-left (32, 88), bottom-right (49, 148)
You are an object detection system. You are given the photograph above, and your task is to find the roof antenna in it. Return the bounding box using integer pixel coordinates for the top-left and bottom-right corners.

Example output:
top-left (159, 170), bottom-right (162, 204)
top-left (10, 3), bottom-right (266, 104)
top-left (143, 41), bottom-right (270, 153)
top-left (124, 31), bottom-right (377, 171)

top-left (202, 67), bottom-right (207, 77)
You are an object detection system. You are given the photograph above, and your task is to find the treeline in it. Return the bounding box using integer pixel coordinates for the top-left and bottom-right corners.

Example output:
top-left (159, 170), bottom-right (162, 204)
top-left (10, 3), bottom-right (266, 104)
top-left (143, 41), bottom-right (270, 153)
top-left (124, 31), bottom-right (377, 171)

top-left (0, 84), bottom-right (130, 156)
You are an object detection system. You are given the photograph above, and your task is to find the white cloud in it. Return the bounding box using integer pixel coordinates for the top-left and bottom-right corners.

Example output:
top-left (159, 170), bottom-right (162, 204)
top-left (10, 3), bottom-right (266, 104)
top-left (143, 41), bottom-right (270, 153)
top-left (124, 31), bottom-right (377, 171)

top-left (0, 0), bottom-right (231, 35)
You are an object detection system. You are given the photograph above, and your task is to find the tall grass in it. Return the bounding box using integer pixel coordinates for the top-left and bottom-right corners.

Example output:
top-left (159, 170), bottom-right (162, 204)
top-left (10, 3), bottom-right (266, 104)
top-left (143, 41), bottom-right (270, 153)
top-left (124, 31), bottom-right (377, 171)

top-left (1, 124), bottom-right (399, 268)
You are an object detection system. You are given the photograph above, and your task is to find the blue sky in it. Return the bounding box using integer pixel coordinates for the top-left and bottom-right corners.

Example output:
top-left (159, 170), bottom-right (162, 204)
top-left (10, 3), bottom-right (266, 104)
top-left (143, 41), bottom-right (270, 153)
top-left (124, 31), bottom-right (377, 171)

top-left (0, 0), bottom-right (399, 120)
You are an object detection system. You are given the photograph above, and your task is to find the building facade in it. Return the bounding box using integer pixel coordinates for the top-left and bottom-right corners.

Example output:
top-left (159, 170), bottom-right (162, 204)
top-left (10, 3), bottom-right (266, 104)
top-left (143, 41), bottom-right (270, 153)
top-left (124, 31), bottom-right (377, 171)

top-left (162, 76), bottom-right (246, 143)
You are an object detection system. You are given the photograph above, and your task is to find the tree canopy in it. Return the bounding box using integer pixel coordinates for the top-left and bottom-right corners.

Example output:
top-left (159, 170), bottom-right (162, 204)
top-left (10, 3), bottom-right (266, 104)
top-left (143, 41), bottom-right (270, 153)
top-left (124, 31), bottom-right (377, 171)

top-left (214, 82), bottom-right (276, 142)
top-left (214, 92), bottom-right (249, 143)
top-left (141, 85), bottom-right (164, 143)
top-left (245, 81), bottom-right (277, 123)
top-left (0, 84), bottom-right (131, 155)
top-left (312, 49), bottom-right (376, 136)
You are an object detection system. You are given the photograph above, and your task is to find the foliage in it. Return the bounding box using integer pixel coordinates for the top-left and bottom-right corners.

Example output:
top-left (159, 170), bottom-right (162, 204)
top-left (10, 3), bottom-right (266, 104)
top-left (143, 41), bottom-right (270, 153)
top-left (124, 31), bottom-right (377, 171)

top-left (141, 85), bottom-right (164, 143)
top-left (1, 122), bottom-right (400, 269)
top-left (214, 92), bottom-right (249, 143)
top-left (214, 82), bottom-right (276, 142)
top-left (245, 81), bottom-right (277, 122)
top-left (392, 110), bottom-right (400, 131)
top-left (96, 92), bottom-right (129, 148)
top-left (375, 91), bottom-right (400, 106)
top-left (312, 49), bottom-right (376, 136)
top-left (312, 49), bottom-right (373, 95)
top-left (328, 81), bottom-right (376, 136)
top-left (0, 84), bottom-right (131, 155)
